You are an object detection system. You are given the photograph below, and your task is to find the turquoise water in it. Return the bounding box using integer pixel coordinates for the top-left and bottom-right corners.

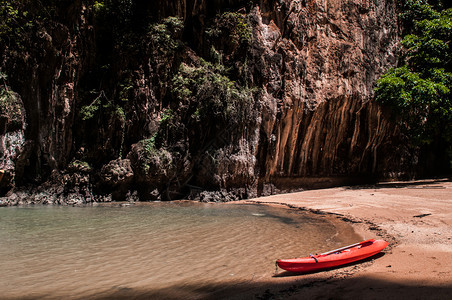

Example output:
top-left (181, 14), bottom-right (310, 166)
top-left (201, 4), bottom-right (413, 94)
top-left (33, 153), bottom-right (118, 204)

top-left (0, 202), bottom-right (360, 299)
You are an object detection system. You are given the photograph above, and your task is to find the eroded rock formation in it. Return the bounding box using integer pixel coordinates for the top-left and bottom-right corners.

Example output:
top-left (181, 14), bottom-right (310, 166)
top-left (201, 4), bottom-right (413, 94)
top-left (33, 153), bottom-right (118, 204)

top-left (0, 0), bottom-right (417, 205)
top-left (251, 0), bottom-right (401, 184)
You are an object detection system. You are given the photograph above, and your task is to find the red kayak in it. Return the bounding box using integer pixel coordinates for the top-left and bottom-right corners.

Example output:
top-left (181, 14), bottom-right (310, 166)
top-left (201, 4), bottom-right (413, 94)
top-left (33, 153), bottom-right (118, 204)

top-left (276, 239), bottom-right (388, 273)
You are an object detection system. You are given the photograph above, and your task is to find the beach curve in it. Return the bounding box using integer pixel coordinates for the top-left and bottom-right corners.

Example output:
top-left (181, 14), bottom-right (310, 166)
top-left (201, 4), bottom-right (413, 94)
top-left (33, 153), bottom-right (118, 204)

top-left (240, 178), bottom-right (452, 299)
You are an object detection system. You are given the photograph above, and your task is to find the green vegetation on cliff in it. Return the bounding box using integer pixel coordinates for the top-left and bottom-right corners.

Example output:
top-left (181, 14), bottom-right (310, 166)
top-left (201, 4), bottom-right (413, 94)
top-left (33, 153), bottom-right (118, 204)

top-left (375, 0), bottom-right (452, 170)
top-left (172, 60), bottom-right (256, 124)
top-left (0, 74), bottom-right (18, 114)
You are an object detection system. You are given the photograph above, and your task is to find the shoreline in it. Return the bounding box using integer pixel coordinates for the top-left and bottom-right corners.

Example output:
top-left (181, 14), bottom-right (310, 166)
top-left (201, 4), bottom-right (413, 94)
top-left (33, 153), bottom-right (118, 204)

top-left (239, 178), bottom-right (452, 299)
top-left (1, 179), bottom-right (450, 299)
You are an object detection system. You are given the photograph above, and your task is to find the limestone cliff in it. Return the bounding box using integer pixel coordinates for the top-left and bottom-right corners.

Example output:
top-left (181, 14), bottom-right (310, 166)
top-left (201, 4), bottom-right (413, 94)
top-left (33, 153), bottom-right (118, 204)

top-left (252, 0), bottom-right (401, 185)
top-left (0, 0), bottom-right (420, 205)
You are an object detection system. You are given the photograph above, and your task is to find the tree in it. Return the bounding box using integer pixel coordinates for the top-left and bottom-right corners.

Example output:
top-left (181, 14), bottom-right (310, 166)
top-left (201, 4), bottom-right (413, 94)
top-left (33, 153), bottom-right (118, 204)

top-left (375, 0), bottom-right (452, 170)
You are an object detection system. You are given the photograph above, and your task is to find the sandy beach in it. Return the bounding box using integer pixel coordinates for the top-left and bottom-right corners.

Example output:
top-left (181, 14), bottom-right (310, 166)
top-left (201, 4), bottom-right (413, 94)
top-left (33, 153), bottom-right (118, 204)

top-left (239, 178), bottom-right (452, 299)
top-left (2, 179), bottom-right (450, 300)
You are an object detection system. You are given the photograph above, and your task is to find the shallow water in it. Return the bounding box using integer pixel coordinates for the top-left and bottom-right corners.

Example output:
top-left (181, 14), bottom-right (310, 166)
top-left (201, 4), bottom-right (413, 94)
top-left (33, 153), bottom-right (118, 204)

top-left (0, 202), bottom-right (360, 299)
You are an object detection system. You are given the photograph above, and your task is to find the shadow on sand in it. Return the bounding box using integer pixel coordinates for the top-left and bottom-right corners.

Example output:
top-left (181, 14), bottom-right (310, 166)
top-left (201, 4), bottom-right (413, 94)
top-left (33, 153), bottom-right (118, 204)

top-left (53, 276), bottom-right (452, 300)
top-left (345, 177), bottom-right (451, 190)
top-left (11, 251), bottom-right (451, 300)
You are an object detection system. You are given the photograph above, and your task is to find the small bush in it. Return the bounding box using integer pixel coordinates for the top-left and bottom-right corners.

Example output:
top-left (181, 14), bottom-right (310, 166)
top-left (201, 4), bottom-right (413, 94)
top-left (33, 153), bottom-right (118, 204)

top-left (0, 72), bottom-right (22, 121)
top-left (207, 11), bottom-right (252, 45)
top-left (172, 61), bottom-right (256, 124)
top-left (148, 16), bottom-right (184, 54)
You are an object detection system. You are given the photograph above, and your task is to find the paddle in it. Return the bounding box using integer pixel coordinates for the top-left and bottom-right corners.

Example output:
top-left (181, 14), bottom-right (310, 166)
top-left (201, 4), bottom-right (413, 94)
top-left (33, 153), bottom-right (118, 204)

top-left (319, 239), bottom-right (372, 256)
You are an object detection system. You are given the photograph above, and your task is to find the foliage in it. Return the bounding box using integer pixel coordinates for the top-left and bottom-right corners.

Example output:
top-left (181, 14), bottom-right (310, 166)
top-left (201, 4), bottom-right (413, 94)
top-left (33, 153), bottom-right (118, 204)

top-left (0, 86), bottom-right (20, 115)
top-left (172, 60), bottom-right (256, 124)
top-left (1, 0), bottom-right (83, 47)
top-left (138, 133), bottom-right (173, 175)
top-left (0, 0), bottom-right (32, 48)
top-left (143, 133), bottom-right (157, 156)
top-left (160, 108), bottom-right (174, 125)
top-left (0, 71), bottom-right (22, 119)
top-left (0, 0), bottom-right (19, 37)
top-left (375, 1), bottom-right (452, 164)
top-left (376, 66), bottom-right (451, 142)
top-left (68, 160), bottom-right (92, 173)
top-left (118, 75), bottom-right (133, 102)
top-left (80, 92), bottom-right (102, 121)
top-left (0, 70), bottom-right (7, 87)
top-left (400, 3), bottom-right (452, 74)
top-left (79, 89), bottom-right (126, 159)
top-left (92, 1), bottom-right (183, 52)
top-left (80, 91), bottom-right (125, 122)
top-left (93, 1), bottom-right (105, 13)
top-left (148, 16), bottom-right (184, 54)
top-left (204, 11), bottom-right (253, 88)
top-left (206, 11), bottom-right (252, 45)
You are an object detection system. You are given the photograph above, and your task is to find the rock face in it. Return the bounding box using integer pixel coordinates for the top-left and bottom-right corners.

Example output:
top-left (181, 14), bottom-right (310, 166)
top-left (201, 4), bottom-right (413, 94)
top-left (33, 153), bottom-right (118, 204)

top-left (250, 0), bottom-right (401, 185)
top-left (0, 0), bottom-right (418, 204)
top-left (0, 89), bottom-right (26, 194)
top-left (1, 1), bottom-right (94, 183)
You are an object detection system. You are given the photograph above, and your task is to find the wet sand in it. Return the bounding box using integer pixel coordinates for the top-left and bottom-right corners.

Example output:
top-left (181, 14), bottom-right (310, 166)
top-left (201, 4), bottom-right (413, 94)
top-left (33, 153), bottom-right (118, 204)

top-left (241, 178), bottom-right (452, 299)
